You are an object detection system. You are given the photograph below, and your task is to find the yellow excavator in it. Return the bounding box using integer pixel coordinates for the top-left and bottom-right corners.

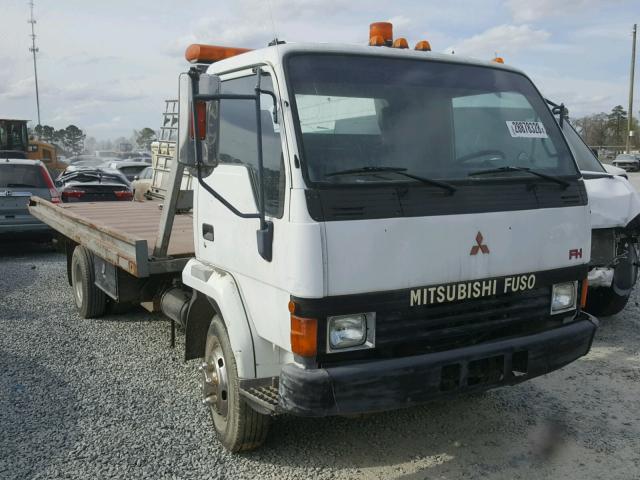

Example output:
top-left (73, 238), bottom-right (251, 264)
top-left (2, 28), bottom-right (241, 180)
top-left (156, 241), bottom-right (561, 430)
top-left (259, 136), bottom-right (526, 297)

top-left (0, 118), bottom-right (67, 174)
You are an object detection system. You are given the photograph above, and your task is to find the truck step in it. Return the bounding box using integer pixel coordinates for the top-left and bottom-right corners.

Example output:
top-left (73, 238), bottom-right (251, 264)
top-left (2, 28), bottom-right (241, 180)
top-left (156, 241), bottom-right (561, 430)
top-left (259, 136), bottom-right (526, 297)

top-left (240, 385), bottom-right (280, 415)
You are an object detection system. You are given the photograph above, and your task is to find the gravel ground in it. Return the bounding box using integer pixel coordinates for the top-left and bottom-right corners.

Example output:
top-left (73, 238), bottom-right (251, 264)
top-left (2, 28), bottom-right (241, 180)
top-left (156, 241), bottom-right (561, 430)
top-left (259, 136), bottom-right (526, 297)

top-left (1, 240), bottom-right (640, 480)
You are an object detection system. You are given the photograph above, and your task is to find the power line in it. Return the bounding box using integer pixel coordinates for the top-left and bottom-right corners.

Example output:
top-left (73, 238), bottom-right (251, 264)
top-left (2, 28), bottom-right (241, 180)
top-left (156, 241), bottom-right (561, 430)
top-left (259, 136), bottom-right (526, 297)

top-left (28, 0), bottom-right (41, 126)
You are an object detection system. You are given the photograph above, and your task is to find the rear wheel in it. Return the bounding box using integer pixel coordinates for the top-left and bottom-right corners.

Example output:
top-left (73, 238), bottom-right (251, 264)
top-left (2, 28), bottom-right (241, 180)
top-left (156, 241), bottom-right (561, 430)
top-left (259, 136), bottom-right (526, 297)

top-left (200, 315), bottom-right (270, 452)
top-left (586, 287), bottom-right (631, 317)
top-left (71, 246), bottom-right (107, 318)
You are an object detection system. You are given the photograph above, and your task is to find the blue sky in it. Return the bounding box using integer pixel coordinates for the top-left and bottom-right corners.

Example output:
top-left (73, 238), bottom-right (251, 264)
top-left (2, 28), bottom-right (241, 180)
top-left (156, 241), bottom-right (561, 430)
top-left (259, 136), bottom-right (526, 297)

top-left (0, 0), bottom-right (638, 140)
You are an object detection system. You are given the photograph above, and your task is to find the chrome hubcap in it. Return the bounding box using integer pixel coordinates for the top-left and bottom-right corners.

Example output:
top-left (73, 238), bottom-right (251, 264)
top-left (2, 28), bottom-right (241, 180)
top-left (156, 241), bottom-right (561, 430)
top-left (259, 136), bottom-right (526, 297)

top-left (201, 338), bottom-right (229, 418)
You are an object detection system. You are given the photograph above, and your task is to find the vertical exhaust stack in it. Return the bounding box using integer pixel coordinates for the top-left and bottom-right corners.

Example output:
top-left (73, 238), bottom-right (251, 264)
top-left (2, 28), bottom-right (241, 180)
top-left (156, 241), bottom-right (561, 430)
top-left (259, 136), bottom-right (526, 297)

top-left (369, 22), bottom-right (393, 47)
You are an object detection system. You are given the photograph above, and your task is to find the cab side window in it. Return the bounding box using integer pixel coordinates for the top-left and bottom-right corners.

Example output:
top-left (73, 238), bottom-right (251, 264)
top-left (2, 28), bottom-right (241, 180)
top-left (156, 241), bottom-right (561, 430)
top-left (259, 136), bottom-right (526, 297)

top-left (218, 73), bottom-right (285, 218)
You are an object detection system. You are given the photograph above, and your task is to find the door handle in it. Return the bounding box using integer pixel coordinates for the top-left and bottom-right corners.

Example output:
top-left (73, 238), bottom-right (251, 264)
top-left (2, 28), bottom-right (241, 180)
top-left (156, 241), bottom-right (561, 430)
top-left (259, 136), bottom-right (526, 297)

top-left (202, 223), bottom-right (214, 241)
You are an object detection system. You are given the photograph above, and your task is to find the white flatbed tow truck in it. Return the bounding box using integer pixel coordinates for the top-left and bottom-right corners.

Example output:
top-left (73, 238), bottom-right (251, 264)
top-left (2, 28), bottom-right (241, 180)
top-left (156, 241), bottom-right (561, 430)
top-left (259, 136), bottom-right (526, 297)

top-left (29, 23), bottom-right (599, 452)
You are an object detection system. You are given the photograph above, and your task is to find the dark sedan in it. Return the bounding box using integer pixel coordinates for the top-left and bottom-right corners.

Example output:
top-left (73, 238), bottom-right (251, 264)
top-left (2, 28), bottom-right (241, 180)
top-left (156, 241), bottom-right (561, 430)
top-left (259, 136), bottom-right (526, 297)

top-left (55, 166), bottom-right (133, 202)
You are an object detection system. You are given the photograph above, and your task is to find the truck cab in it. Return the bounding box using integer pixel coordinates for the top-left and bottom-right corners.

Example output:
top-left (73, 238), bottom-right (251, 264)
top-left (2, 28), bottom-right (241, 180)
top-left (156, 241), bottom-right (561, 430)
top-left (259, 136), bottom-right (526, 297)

top-left (28, 26), bottom-right (599, 453)
top-left (179, 37), bottom-right (597, 450)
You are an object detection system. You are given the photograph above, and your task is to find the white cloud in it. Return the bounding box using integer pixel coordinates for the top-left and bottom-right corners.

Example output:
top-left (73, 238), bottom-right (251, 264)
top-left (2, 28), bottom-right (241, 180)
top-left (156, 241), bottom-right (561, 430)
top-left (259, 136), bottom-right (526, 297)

top-left (387, 15), bottom-right (413, 30)
top-left (446, 24), bottom-right (550, 57)
top-left (532, 73), bottom-right (628, 116)
top-left (505, 0), bottom-right (619, 23)
top-left (0, 77), bottom-right (37, 100)
top-left (238, 0), bottom-right (354, 21)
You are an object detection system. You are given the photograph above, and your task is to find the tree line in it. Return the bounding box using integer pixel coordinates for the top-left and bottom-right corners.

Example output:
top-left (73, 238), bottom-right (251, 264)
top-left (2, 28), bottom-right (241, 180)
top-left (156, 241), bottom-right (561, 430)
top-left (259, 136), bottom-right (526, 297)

top-left (31, 125), bottom-right (158, 156)
top-left (572, 105), bottom-right (639, 148)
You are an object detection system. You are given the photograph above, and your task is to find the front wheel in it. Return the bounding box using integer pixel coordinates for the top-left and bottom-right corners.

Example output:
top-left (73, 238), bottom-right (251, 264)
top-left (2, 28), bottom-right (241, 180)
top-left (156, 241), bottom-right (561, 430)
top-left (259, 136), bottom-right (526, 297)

top-left (585, 287), bottom-right (631, 317)
top-left (200, 315), bottom-right (270, 452)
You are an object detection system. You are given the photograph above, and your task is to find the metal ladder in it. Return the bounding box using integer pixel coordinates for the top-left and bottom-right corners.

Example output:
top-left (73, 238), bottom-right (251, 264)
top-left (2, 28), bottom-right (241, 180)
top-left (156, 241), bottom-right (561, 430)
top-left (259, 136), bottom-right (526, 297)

top-left (149, 99), bottom-right (188, 200)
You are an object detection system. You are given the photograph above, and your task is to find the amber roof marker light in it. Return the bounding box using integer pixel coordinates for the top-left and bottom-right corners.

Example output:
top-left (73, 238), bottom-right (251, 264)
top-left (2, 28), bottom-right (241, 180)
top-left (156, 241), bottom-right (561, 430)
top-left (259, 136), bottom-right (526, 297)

top-left (185, 44), bottom-right (252, 64)
top-left (392, 38), bottom-right (409, 49)
top-left (415, 40), bottom-right (432, 51)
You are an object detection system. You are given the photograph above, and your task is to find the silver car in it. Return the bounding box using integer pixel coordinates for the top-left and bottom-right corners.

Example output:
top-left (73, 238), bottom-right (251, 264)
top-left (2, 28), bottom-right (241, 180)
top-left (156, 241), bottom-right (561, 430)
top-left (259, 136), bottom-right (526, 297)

top-left (0, 158), bottom-right (60, 237)
top-left (612, 153), bottom-right (640, 172)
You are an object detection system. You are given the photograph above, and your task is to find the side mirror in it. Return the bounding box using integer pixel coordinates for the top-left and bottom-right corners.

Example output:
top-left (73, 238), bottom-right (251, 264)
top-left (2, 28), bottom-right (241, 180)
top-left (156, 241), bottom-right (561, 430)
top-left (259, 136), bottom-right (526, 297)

top-left (178, 72), bottom-right (221, 168)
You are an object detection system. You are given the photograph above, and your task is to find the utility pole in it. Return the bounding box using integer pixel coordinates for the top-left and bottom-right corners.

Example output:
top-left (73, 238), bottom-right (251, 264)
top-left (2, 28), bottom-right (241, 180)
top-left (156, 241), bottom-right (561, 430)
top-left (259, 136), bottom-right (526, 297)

top-left (627, 24), bottom-right (636, 154)
top-left (28, 0), bottom-right (41, 127)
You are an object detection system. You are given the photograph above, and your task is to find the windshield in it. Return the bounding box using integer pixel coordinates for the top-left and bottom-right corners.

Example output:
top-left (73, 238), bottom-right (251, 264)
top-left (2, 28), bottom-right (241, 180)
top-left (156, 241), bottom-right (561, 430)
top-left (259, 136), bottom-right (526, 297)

top-left (287, 54), bottom-right (578, 185)
top-left (0, 120), bottom-right (29, 152)
top-left (0, 164), bottom-right (46, 188)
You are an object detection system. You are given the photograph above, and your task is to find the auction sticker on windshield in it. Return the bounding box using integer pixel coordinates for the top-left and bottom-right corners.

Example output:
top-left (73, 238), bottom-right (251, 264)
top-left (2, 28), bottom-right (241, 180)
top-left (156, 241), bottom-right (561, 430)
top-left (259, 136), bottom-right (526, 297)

top-left (506, 121), bottom-right (548, 138)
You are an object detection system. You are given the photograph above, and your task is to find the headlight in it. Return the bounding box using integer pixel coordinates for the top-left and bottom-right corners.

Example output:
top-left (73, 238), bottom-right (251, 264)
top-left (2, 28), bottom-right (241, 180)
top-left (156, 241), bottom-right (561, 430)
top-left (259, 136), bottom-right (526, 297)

top-left (327, 313), bottom-right (375, 351)
top-left (551, 282), bottom-right (577, 314)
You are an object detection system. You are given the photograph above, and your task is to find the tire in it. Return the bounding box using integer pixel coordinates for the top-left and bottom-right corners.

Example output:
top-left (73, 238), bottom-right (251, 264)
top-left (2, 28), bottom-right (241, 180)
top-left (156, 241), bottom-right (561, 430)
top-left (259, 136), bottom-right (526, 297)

top-left (585, 287), bottom-right (631, 317)
top-left (201, 315), bottom-right (270, 452)
top-left (70, 246), bottom-right (107, 318)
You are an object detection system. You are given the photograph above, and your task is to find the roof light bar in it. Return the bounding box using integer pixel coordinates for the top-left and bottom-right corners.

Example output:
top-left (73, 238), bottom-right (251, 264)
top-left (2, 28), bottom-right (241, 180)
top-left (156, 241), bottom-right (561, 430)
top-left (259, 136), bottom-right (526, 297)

top-left (184, 44), bottom-right (252, 64)
top-left (369, 22), bottom-right (393, 47)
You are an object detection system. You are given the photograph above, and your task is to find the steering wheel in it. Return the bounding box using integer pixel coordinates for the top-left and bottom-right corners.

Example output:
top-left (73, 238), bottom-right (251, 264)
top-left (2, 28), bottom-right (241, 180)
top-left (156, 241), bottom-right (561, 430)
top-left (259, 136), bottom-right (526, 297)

top-left (456, 149), bottom-right (506, 165)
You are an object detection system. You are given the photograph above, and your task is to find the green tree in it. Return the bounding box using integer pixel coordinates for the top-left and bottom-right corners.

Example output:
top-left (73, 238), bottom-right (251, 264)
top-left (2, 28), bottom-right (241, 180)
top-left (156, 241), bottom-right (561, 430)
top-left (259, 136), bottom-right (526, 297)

top-left (135, 127), bottom-right (157, 151)
top-left (607, 105), bottom-right (627, 145)
top-left (62, 125), bottom-right (86, 155)
top-left (41, 125), bottom-right (55, 143)
top-left (53, 129), bottom-right (66, 147)
top-left (574, 113), bottom-right (609, 146)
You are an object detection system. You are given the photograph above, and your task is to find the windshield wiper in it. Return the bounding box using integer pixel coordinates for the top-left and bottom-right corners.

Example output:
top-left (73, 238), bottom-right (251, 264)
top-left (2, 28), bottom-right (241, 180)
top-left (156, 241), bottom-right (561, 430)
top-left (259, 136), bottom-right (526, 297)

top-left (468, 166), bottom-right (570, 189)
top-left (325, 166), bottom-right (457, 193)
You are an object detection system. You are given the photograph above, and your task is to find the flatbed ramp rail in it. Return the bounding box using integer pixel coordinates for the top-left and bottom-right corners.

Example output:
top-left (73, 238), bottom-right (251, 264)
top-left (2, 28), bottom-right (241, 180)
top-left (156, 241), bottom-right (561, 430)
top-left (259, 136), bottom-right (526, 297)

top-left (28, 197), bottom-right (194, 277)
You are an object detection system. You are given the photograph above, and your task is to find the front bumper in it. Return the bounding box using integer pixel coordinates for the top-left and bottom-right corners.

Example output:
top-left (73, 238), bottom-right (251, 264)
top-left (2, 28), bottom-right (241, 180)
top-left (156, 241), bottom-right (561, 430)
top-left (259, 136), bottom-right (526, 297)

top-left (612, 163), bottom-right (639, 171)
top-left (279, 313), bottom-right (598, 416)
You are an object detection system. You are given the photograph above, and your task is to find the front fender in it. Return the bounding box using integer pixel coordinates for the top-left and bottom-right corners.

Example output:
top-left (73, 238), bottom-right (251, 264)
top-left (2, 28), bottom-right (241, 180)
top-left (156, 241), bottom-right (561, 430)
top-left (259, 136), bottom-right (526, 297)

top-left (182, 259), bottom-right (256, 378)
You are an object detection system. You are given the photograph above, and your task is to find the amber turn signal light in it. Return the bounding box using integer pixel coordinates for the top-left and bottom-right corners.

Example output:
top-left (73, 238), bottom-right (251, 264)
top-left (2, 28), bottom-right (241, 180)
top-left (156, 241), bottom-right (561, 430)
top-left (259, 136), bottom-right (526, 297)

top-left (291, 315), bottom-right (318, 357)
top-left (580, 279), bottom-right (588, 309)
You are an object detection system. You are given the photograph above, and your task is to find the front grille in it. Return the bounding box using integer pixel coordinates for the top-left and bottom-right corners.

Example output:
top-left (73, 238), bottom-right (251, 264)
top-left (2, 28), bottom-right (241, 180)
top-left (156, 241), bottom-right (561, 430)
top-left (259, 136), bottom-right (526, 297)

top-left (317, 286), bottom-right (557, 366)
top-left (375, 287), bottom-right (552, 353)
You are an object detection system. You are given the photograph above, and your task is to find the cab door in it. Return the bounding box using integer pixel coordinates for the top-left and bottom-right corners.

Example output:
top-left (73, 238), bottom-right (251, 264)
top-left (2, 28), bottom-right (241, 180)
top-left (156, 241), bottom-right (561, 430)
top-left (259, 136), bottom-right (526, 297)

top-left (195, 66), bottom-right (292, 350)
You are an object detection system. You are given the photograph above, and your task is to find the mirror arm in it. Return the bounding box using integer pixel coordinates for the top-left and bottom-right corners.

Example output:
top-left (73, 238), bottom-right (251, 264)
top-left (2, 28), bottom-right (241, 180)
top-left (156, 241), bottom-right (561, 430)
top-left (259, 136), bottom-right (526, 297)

top-left (189, 70), bottom-right (260, 220)
top-left (254, 68), bottom-right (274, 262)
top-left (195, 163), bottom-right (260, 219)
top-left (545, 98), bottom-right (566, 128)
top-left (254, 69), bottom-right (267, 232)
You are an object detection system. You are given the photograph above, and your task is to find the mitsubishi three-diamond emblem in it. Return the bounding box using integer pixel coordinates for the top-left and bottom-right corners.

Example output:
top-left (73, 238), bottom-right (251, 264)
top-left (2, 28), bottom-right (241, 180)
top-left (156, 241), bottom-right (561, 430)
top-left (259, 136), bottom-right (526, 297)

top-left (470, 231), bottom-right (490, 255)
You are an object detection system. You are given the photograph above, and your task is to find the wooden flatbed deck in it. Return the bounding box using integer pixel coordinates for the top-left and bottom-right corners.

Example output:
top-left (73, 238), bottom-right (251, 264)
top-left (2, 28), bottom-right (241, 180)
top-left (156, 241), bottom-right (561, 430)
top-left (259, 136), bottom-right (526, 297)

top-left (28, 197), bottom-right (194, 277)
